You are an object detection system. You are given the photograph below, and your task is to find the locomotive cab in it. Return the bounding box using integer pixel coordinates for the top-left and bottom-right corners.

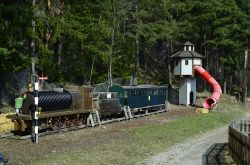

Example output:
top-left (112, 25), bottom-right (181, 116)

top-left (92, 92), bottom-right (122, 117)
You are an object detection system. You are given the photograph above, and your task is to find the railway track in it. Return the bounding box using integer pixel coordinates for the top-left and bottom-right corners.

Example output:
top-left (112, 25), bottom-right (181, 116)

top-left (202, 143), bottom-right (235, 164)
top-left (0, 108), bottom-right (169, 140)
top-left (0, 124), bottom-right (89, 140)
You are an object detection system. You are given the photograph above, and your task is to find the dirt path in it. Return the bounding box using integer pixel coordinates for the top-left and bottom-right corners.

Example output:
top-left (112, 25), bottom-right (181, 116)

top-left (144, 112), bottom-right (250, 165)
top-left (143, 126), bottom-right (228, 165)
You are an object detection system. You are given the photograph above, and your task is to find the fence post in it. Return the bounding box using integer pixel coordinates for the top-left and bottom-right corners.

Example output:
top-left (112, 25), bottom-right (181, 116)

top-left (244, 121), bottom-right (247, 132)
top-left (248, 121), bottom-right (250, 132)
top-left (240, 120), bottom-right (243, 131)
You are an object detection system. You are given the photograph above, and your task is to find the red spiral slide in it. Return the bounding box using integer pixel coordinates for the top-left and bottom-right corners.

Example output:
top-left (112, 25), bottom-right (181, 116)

top-left (194, 66), bottom-right (222, 109)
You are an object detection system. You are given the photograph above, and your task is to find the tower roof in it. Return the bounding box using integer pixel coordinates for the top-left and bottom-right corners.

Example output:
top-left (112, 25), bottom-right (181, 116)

top-left (183, 41), bottom-right (194, 46)
top-left (171, 50), bottom-right (204, 58)
top-left (171, 42), bottom-right (204, 58)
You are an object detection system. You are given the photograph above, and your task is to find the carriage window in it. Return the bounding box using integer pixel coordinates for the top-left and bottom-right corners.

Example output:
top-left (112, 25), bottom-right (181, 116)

top-left (185, 60), bottom-right (188, 65)
top-left (142, 90), bottom-right (146, 96)
top-left (153, 90), bottom-right (158, 95)
top-left (138, 90), bottom-right (142, 96)
top-left (159, 89), bottom-right (163, 95)
top-left (147, 90), bottom-right (153, 95)
top-left (131, 90), bottom-right (136, 96)
top-left (107, 93), bottom-right (112, 98)
top-left (124, 91), bottom-right (128, 97)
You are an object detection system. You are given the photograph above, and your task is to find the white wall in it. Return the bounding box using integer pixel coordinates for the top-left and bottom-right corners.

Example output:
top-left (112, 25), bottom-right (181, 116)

top-left (181, 59), bottom-right (192, 75)
top-left (173, 60), bottom-right (180, 75)
top-left (173, 58), bottom-right (202, 76)
top-left (193, 58), bottom-right (202, 66)
top-left (179, 77), bottom-right (196, 105)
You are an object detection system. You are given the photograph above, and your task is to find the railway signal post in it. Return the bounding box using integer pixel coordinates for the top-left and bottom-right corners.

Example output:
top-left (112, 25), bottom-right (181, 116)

top-left (33, 79), bottom-right (39, 143)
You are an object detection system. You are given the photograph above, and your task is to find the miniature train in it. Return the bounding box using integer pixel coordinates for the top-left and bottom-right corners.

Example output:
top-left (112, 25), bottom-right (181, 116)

top-left (7, 84), bottom-right (168, 134)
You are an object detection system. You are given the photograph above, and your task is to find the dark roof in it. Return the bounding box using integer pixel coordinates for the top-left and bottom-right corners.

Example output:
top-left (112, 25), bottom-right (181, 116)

top-left (183, 41), bottom-right (194, 46)
top-left (122, 84), bottom-right (168, 89)
top-left (171, 50), bottom-right (204, 58)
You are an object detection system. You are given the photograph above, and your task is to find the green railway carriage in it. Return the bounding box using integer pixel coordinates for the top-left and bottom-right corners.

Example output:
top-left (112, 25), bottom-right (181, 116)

top-left (109, 85), bottom-right (168, 109)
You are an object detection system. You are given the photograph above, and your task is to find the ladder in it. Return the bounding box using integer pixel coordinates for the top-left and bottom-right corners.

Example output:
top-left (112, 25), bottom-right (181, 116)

top-left (87, 110), bottom-right (101, 127)
top-left (165, 101), bottom-right (170, 112)
top-left (124, 106), bottom-right (133, 119)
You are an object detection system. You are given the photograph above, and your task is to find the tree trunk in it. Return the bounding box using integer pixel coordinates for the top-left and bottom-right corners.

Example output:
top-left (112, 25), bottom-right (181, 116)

top-left (223, 69), bottom-right (228, 94)
top-left (57, 42), bottom-right (62, 66)
top-left (108, 5), bottom-right (116, 89)
top-left (123, 19), bottom-right (126, 37)
top-left (47, 0), bottom-right (51, 10)
top-left (223, 80), bottom-right (227, 94)
top-left (144, 47), bottom-right (148, 83)
top-left (243, 50), bottom-right (248, 105)
top-left (45, 0), bottom-right (52, 49)
top-left (56, 1), bottom-right (64, 68)
top-left (132, 0), bottom-right (139, 86)
top-left (228, 73), bottom-right (232, 94)
top-left (89, 58), bottom-right (95, 86)
top-left (168, 41), bottom-right (173, 86)
top-left (204, 48), bottom-right (208, 91)
top-left (31, 0), bottom-right (36, 84)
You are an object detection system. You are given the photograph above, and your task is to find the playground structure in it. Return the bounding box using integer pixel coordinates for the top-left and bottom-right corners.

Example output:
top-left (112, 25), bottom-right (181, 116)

top-left (171, 42), bottom-right (222, 109)
top-left (194, 66), bottom-right (222, 109)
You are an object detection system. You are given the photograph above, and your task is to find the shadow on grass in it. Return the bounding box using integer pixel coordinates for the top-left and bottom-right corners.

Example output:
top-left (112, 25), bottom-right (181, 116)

top-left (202, 143), bottom-right (235, 165)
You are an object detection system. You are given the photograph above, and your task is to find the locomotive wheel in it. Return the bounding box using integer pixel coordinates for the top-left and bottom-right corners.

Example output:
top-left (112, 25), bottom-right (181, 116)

top-left (78, 114), bottom-right (87, 125)
top-left (47, 113), bottom-right (88, 130)
top-left (48, 117), bottom-right (62, 130)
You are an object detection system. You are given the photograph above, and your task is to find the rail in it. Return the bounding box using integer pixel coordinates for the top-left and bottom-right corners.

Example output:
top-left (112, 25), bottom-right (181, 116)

top-left (228, 119), bottom-right (250, 164)
top-left (0, 104), bottom-right (170, 140)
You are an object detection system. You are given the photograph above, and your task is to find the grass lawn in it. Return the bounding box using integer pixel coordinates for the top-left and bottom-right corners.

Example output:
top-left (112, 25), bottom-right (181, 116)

top-left (32, 95), bottom-right (248, 165)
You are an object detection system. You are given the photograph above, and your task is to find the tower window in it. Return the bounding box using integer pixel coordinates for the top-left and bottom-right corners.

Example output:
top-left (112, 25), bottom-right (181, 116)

top-left (185, 60), bottom-right (188, 65)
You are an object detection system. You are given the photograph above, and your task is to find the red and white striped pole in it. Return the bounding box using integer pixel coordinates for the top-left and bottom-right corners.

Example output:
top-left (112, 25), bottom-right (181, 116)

top-left (33, 80), bottom-right (39, 143)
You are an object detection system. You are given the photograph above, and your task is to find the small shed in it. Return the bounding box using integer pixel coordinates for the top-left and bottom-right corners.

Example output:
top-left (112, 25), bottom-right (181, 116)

top-left (171, 42), bottom-right (203, 76)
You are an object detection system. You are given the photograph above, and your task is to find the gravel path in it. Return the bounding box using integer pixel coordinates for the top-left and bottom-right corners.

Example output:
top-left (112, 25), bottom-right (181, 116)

top-left (143, 126), bottom-right (228, 165)
top-left (144, 112), bottom-right (250, 165)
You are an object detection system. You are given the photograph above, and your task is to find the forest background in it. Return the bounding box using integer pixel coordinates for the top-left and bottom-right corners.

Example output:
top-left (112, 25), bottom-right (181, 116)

top-left (0, 0), bottom-right (249, 105)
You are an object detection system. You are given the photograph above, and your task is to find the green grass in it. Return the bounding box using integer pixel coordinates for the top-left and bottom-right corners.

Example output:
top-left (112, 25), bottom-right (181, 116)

top-left (32, 109), bottom-right (244, 165)
top-left (132, 111), bottom-right (241, 151)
